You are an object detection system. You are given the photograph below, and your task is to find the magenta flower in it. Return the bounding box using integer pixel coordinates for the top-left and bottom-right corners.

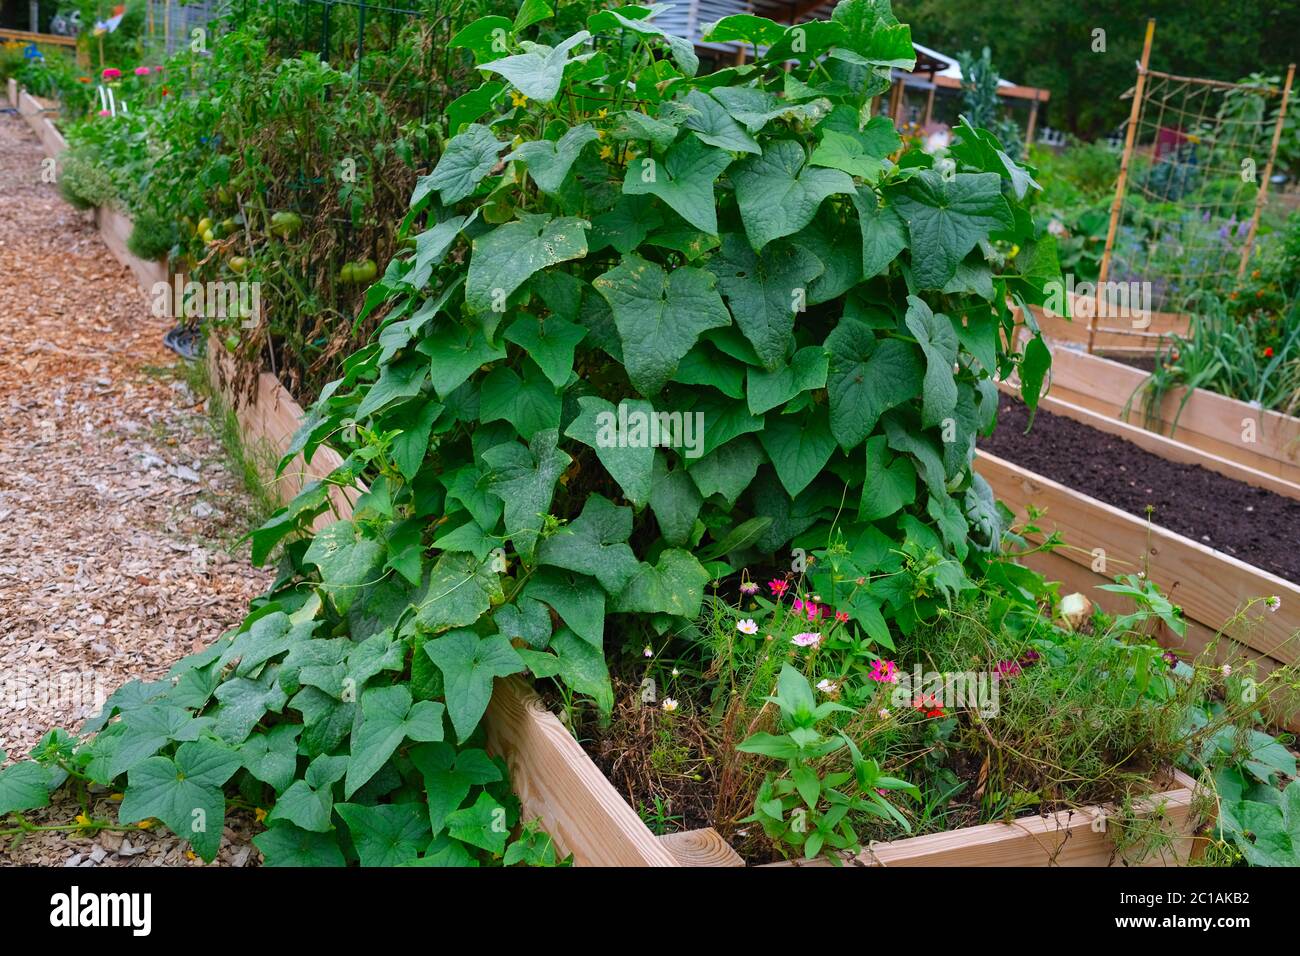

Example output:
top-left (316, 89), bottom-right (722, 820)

top-left (993, 660), bottom-right (1021, 678)
top-left (97, 109), bottom-right (110, 116)
top-left (834, 611), bottom-right (849, 623)
top-left (102, 67), bottom-right (122, 80)
top-left (791, 632), bottom-right (822, 648)
top-left (134, 66), bottom-right (150, 76)
top-left (869, 659), bottom-right (899, 683)
top-left (768, 579), bottom-right (789, 598)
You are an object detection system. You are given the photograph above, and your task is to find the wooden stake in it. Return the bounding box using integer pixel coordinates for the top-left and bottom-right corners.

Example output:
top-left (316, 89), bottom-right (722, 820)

top-left (1092, 18), bottom-right (1155, 355)
top-left (923, 84), bottom-right (935, 126)
top-left (1238, 63), bottom-right (1296, 279)
top-left (1024, 92), bottom-right (1041, 158)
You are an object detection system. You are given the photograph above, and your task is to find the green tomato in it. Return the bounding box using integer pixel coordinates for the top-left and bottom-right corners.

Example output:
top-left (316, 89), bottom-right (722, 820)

top-left (356, 259), bottom-right (378, 282)
top-left (339, 262), bottom-right (356, 283)
top-left (229, 255), bottom-right (249, 274)
top-left (201, 228), bottom-right (216, 244)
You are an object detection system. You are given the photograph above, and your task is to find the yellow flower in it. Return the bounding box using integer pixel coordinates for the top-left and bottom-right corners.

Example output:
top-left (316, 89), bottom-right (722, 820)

top-left (1010, 244), bottom-right (1020, 258)
top-left (596, 129), bottom-right (605, 139)
top-left (600, 145), bottom-right (614, 160)
top-left (137, 819), bottom-right (156, 830)
top-left (510, 90), bottom-right (528, 108)
top-left (598, 108), bottom-right (608, 118)
top-left (254, 807), bottom-right (268, 823)
top-left (185, 850), bottom-right (197, 861)
top-left (75, 813), bottom-right (92, 828)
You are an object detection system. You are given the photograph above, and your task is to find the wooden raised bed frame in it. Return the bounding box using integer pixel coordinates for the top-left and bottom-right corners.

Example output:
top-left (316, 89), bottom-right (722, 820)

top-left (35, 99), bottom-right (1214, 866)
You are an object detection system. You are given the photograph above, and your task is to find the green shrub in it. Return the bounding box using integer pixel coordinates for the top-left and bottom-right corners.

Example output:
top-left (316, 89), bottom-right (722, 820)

top-left (57, 154), bottom-right (117, 210)
top-left (127, 207), bottom-right (178, 262)
top-left (0, 0), bottom-right (1058, 866)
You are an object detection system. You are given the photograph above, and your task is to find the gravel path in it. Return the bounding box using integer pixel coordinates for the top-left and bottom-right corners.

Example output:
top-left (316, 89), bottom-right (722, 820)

top-left (0, 112), bottom-right (272, 865)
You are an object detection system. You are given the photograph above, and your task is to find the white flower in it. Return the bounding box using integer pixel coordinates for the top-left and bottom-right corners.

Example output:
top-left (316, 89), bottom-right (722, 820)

top-left (736, 618), bottom-right (758, 635)
top-left (1266, 595), bottom-right (1281, 613)
top-left (816, 679), bottom-right (838, 694)
top-left (661, 697), bottom-right (679, 713)
top-left (1221, 664), bottom-right (1233, 677)
top-left (642, 645), bottom-right (653, 658)
top-left (671, 667), bottom-right (680, 677)
top-left (792, 632), bottom-right (822, 648)
top-left (878, 708), bottom-right (891, 720)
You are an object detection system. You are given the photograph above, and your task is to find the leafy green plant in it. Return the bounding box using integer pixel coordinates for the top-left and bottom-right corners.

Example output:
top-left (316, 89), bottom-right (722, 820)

top-left (57, 152), bottom-right (119, 210)
top-left (0, 0), bottom-right (1058, 866)
top-left (738, 665), bottom-right (916, 860)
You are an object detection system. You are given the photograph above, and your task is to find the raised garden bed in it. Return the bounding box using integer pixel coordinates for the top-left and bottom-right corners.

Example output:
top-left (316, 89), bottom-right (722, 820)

top-left (983, 395), bottom-right (1300, 583)
top-left (1024, 293), bottom-right (1191, 356)
top-left (1034, 341), bottom-right (1300, 490)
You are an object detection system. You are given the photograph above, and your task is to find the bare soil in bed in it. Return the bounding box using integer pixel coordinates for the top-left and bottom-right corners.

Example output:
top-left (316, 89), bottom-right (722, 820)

top-left (981, 394), bottom-right (1300, 584)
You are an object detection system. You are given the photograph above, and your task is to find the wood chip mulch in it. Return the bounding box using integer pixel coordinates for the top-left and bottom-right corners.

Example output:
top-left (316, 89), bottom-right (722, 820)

top-left (0, 112), bottom-right (274, 866)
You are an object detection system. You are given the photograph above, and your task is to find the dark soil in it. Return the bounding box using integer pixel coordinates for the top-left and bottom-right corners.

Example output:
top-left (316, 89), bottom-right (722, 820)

top-left (981, 395), bottom-right (1300, 584)
top-left (1106, 354), bottom-right (1158, 374)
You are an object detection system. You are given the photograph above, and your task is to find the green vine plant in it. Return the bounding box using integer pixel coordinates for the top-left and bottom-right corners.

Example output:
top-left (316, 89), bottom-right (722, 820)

top-left (0, 0), bottom-right (1060, 865)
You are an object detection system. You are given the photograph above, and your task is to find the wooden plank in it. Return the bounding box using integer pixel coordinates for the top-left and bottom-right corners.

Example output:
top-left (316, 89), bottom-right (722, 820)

top-left (976, 450), bottom-right (1300, 665)
top-left (997, 380), bottom-right (1300, 501)
top-left (772, 772), bottom-right (1198, 867)
top-left (18, 89), bottom-right (67, 158)
top-left (94, 206), bottom-right (168, 291)
top-left (483, 678), bottom-right (680, 867)
top-left (0, 28), bottom-right (78, 48)
top-left (1026, 296), bottom-right (1190, 354)
top-left (1046, 346), bottom-right (1300, 486)
top-left (659, 828), bottom-right (745, 867)
top-left (205, 333), bottom-right (356, 527)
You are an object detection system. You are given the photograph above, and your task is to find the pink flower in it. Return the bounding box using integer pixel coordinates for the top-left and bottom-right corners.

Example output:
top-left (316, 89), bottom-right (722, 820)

top-left (835, 611), bottom-right (849, 623)
top-left (869, 659), bottom-right (899, 683)
top-left (134, 66), bottom-right (150, 76)
top-left (993, 660), bottom-right (1021, 678)
top-left (768, 579), bottom-right (789, 598)
top-left (98, 109), bottom-right (110, 116)
top-left (102, 67), bottom-right (121, 80)
top-left (1162, 650), bottom-right (1179, 667)
top-left (791, 632), bottom-right (822, 648)
top-left (739, 581), bottom-right (758, 595)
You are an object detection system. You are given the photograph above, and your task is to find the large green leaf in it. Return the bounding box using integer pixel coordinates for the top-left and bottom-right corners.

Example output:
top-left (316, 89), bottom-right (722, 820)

top-left (428, 322), bottom-right (507, 398)
top-left (478, 359), bottom-right (562, 439)
top-left (426, 630), bottom-right (526, 742)
top-left (852, 187), bottom-right (907, 280)
top-left (119, 740), bottom-right (241, 861)
top-left (648, 454), bottom-right (704, 547)
top-left (524, 567), bottom-right (605, 647)
top-left (506, 124), bottom-right (599, 194)
top-left (238, 724), bottom-right (301, 795)
top-left (593, 254), bottom-right (730, 396)
top-left (465, 213), bottom-right (589, 314)
top-left (759, 406), bottom-right (837, 497)
top-left (336, 802), bottom-right (431, 867)
top-left (825, 319), bottom-right (923, 450)
top-left (892, 170), bottom-right (1012, 289)
top-left (621, 134), bottom-right (733, 236)
top-left (481, 31), bottom-right (592, 103)
top-left (345, 685), bottom-right (446, 797)
top-left (903, 295), bottom-right (959, 428)
top-left (707, 233), bottom-right (825, 370)
top-left (415, 552), bottom-right (502, 632)
top-left (564, 396), bottom-right (656, 507)
top-left (303, 523), bottom-right (386, 615)
top-left (254, 823), bottom-right (345, 866)
top-left (860, 434), bottom-right (916, 520)
top-left (502, 314), bottom-right (586, 389)
top-left (483, 427), bottom-right (571, 560)
top-left (417, 124), bottom-right (506, 205)
top-left (732, 140), bottom-right (855, 250)
top-left (536, 494), bottom-right (641, 594)
top-left (612, 549), bottom-right (712, 618)
top-left (668, 88), bottom-right (760, 155)
top-left (0, 757), bottom-right (52, 815)
top-left (746, 346), bottom-right (829, 415)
